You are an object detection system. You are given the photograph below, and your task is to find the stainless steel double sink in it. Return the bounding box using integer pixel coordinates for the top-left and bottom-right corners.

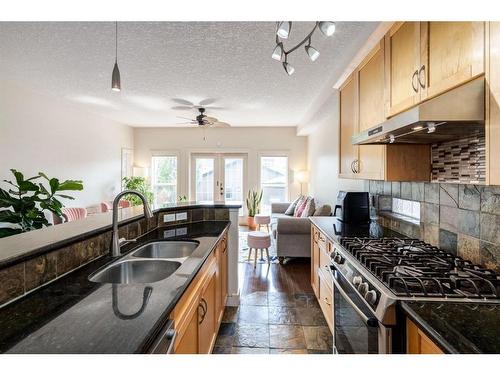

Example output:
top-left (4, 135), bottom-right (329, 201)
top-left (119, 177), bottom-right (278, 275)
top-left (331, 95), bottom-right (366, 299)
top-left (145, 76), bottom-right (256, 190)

top-left (89, 241), bottom-right (200, 284)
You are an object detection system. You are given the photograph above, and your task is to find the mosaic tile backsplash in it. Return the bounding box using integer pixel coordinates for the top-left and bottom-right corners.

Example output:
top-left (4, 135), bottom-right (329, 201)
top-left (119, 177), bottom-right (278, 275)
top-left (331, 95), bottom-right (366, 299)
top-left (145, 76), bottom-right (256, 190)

top-left (431, 132), bottom-right (486, 184)
top-left (369, 180), bottom-right (500, 273)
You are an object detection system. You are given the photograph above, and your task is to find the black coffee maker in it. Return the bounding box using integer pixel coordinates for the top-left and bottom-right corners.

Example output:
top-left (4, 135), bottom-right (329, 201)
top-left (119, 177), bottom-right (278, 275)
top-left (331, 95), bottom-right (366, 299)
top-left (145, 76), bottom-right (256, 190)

top-left (333, 191), bottom-right (370, 224)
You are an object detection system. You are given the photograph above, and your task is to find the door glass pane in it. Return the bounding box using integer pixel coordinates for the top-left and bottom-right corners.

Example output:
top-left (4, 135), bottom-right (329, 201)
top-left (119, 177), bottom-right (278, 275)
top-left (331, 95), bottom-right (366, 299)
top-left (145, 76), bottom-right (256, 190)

top-left (151, 156), bottom-right (177, 207)
top-left (195, 158), bottom-right (214, 202)
top-left (260, 156), bottom-right (288, 214)
top-left (224, 158), bottom-right (244, 213)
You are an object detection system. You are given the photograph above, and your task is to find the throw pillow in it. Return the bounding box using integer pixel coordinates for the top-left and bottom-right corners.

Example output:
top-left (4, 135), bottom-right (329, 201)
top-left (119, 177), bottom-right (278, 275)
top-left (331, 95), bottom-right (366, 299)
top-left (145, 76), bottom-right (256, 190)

top-left (301, 198), bottom-right (316, 218)
top-left (313, 204), bottom-right (332, 216)
top-left (295, 196), bottom-right (309, 217)
top-left (285, 195), bottom-right (302, 216)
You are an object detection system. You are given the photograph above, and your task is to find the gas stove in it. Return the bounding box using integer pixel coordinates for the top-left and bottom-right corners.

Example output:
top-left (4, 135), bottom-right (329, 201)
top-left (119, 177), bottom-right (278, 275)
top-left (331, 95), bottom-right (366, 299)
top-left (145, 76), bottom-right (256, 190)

top-left (330, 236), bottom-right (500, 325)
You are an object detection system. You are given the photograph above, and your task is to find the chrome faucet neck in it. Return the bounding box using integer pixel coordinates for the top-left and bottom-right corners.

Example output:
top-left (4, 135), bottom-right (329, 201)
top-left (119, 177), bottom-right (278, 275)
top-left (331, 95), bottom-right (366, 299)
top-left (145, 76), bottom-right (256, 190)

top-left (111, 190), bottom-right (153, 257)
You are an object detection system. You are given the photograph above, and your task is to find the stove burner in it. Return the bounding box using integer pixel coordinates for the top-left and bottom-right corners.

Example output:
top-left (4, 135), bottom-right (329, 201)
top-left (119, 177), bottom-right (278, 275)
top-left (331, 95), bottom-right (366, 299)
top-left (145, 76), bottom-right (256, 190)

top-left (339, 237), bottom-right (500, 299)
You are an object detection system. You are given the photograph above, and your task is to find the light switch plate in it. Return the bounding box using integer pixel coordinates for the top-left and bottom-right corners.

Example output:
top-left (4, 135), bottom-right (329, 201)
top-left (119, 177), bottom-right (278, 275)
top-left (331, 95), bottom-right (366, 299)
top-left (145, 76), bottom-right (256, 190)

top-left (175, 212), bottom-right (188, 221)
top-left (163, 213), bottom-right (176, 223)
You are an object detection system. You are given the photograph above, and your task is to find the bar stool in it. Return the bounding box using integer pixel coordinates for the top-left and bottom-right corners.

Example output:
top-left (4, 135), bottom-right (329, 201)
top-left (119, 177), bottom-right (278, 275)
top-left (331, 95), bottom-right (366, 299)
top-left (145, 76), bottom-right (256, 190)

top-left (255, 214), bottom-right (271, 232)
top-left (247, 231), bottom-right (271, 268)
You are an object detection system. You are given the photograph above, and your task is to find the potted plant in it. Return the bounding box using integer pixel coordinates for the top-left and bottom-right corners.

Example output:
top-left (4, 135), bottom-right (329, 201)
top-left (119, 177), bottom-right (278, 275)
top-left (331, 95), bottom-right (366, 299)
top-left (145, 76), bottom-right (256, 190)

top-left (0, 169), bottom-right (83, 238)
top-left (246, 189), bottom-right (262, 230)
top-left (122, 177), bottom-right (154, 206)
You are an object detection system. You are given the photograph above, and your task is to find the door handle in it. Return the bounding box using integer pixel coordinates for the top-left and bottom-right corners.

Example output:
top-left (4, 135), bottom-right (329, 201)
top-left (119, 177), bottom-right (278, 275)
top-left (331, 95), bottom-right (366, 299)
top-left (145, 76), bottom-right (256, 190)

top-left (411, 70), bottom-right (419, 92)
top-left (418, 65), bottom-right (426, 89)
top-left (198, 299), bottom-right (207, 324)
top-left (354, 159), bottom-right (360, 174)
top-left (350, 160), bottom-right (356, 174)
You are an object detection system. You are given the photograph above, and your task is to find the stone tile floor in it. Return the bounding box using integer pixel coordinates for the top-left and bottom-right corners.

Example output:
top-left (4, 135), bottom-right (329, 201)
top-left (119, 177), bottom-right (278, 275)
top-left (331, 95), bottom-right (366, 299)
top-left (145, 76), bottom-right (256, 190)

top-left (212, 291), bottom-right (333, 354)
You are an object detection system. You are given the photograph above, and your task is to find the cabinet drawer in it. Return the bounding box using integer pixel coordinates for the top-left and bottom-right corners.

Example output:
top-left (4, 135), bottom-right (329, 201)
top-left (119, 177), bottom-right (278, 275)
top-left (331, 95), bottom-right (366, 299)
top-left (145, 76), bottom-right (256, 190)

top-left (319, 247), bottom-right (332, 278)
top-left (318, 269), bottom-right (333, 333)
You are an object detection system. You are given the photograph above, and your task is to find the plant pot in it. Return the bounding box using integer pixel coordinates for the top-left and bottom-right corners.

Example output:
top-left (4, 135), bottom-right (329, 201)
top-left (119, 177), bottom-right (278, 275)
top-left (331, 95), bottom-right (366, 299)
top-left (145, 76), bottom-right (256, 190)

top-left (247, 216), bottom-right (257, 231)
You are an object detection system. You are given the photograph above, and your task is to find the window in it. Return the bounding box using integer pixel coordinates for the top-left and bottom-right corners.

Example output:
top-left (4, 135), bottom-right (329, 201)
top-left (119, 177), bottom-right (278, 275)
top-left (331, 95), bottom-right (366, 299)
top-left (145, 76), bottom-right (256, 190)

top-left (392, 198), bottom-right (420, 220)
top-left (260, 156), bottom-right (288, 214)
top-left (151, 156), bottom-right (177, 207)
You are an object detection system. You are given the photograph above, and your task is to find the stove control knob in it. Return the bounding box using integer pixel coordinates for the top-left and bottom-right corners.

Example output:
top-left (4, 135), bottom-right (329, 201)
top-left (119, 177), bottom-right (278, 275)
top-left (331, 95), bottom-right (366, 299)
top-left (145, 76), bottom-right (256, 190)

top-left (365, 290), bottom-right (377, 305)
top-left (358, 282), bottom-right (369, 295)
top-left (352, 276), bottom-right (363, 286)
top-left (333, 253), bottom-right (344, 264)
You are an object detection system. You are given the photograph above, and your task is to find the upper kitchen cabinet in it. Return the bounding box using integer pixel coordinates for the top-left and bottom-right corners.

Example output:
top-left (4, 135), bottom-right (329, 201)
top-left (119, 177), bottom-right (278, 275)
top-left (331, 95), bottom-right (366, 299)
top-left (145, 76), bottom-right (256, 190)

top-left (357, 40), bottom-right (386, 180)
top-left (385, 22), bottom-right (422, 117)
top-left (339, 73), bottom-right (358, 179)
top-left (420, 22), bottom-right (485, 101)
top-left (488, 22), bottom-right (500, 185)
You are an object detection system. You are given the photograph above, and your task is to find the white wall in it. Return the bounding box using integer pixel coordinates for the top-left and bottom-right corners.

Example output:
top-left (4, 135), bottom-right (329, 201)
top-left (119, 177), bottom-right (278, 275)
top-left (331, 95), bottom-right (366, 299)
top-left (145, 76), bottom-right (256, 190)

top-left (133, 127), bottom-right (308, 205)
top-left (0, 80), bottom-right (134, 209)
top-left (304, 91), bottom-right (366, 207)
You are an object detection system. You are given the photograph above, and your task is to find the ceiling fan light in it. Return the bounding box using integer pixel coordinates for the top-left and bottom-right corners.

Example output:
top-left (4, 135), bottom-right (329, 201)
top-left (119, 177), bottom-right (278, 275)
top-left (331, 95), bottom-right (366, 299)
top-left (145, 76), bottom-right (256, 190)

top-left (318, 21), bottom-right (336, 37)
top-left (283, 61), bottom-right (295, 76)
top-left (111, 61), bottom-right (121, 92)
top-left (277, 21), bottom-right (291, 39)
top-left (272, 43), bottom-right (284, 61)
top-left (305, 45), bottom-right (320, 61)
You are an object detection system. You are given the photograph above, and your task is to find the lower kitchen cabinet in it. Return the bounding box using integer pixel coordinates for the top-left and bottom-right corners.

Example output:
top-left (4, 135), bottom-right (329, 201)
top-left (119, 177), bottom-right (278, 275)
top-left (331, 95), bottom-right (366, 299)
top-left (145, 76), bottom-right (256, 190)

top-left (406, 318), bottom-right (443, 354)
top-left (172, 230), bottom-right (228, 354)
top-left (318, 268), bottom-right (333, 332)
top-left (488, 22), bottom-right (500, 185)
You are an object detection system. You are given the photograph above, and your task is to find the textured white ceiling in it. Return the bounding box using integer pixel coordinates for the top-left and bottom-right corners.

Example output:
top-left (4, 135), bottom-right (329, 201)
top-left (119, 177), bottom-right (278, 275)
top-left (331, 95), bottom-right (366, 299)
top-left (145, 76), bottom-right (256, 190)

top-left (0, 22), bottom-right (378, 127)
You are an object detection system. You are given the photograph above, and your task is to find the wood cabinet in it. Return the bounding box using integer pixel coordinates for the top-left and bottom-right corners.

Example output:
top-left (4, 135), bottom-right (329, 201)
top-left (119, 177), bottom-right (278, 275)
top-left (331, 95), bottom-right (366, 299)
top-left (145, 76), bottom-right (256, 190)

top-left (385, 22), bottom-right (422, 117)
top-left (311, 226), bottom-right (320, 297)
top-left (406, 318), bottom-right (444, 354)
top-left (385, 22), bottom-right (485, 117)
top-left (172, 230), bottom-right (228, 354)
top-left (487, 22), bottom-right (500, 185)
top-left (420, 22), bottom-right (485, 101)
top-left (339, 73), bottom-right (359, 178)
top-left (318, 269), bottom-right (333, 333)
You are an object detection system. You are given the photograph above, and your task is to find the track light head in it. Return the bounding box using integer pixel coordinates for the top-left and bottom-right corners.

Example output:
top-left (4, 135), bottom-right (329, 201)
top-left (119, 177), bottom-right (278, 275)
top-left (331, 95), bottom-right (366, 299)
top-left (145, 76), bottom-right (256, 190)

top-left (272, 43), bottom-right (284, 61)
top-left (283, 61), bottom-right (295, 76)
top-left (318, 21), bottom-right (336, 37)
top-left (305, 44), bottom-right (320, 62)
top-left (277, 21), bottom-right (291, 39)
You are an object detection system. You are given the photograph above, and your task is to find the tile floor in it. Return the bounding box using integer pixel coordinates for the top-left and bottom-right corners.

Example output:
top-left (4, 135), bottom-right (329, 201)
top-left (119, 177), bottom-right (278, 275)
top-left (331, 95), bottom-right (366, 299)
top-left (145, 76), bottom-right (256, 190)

top-left (212, 260), bottom-right (333, 354)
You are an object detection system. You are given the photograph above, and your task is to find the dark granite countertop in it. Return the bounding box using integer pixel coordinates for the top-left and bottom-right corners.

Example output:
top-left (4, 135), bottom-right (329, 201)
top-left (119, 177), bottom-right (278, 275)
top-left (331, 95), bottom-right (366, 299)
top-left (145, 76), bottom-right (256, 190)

top-left (402, 301), bottom-right (500, 354)
top-left (0, 220), bottom-right (230, 353)
top-left (309, 216), bottom-right (405, 244)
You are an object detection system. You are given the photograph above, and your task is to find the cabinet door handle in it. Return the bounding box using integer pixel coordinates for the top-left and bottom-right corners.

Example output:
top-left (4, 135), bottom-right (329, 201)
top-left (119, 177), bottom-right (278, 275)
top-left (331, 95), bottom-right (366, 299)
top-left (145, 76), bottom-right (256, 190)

top-left (323, 297), bottom-right (331, 306)
top-left (411, 70), bottom-right (419, 92)
top-left (198, 299), bottom-right (207, 324)
top-left (354, 159), bottom-right (360, 174)
top-left (418, 65), bottom-right (426, 89)
top-left (350, 160), bottom-right (356, 174)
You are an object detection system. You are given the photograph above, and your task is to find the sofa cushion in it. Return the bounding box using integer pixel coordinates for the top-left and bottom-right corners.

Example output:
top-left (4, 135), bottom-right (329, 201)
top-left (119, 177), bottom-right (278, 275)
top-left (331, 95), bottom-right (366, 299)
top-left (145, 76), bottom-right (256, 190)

top-left (284, 195), bottom-right (302, 215)
top-left (293, 196), bottom-right (307, 217)
top-left (313, 204), bottom-right (332, 216)
top-left (301, 198), bottom-right (315, 217)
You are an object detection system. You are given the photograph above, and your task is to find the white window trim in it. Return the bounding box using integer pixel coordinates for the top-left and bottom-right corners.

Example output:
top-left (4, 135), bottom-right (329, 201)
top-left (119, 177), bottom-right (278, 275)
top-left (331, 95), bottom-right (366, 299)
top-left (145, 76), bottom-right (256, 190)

top-left (258, 151), bottom-right (290, 204)
top-left (150, 151), bottom-right (180, 204)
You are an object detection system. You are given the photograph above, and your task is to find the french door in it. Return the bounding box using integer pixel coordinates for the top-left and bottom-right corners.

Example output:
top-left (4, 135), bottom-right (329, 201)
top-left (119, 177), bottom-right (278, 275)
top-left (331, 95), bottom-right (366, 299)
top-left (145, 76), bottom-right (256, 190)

top-left (190, 153), bottom-right (246, 207)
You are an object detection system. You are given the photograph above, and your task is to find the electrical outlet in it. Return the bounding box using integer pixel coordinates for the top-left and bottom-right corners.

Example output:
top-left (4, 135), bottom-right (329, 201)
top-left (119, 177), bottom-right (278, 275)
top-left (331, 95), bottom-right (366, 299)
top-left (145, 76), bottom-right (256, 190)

top-left (163, 213), bottom-right (176, 223)
top-left (163, 229), bottom-right (176, 238)
top-left (176, 227), bottom-right (187, 236)
top-left (175, 212), bottom-right (188, 221)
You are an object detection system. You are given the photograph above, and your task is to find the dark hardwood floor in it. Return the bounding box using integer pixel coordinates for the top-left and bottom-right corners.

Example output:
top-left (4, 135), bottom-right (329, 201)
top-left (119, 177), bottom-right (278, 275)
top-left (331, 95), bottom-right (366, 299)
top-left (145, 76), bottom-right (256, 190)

top-left (212, 259), bottom-right (333, 354)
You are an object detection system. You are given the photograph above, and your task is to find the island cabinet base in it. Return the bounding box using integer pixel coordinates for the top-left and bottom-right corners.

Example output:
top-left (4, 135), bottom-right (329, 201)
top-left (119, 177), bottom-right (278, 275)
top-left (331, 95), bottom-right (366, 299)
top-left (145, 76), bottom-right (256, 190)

top-left (406, 318), bottom-right (443, 354)
top-left (171, 230), bottom-right (228, 354)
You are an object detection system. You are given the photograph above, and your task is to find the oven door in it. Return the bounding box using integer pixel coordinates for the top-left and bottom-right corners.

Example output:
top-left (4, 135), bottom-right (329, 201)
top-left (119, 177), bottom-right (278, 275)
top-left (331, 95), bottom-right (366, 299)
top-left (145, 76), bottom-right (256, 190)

top-left (330, 264), bottom-right (381, 354)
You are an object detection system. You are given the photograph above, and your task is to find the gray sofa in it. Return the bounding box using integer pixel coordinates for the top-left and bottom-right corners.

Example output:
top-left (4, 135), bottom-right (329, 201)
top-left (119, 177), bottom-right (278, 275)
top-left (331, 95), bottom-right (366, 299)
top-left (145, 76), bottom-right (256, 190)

top-left (271, 202), bottom-right (331, 262)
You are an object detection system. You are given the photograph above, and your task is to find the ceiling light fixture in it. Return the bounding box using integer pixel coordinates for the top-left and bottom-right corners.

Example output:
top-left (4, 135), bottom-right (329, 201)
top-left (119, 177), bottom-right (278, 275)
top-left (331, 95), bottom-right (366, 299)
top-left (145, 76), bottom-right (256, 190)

top-left (277, 22), bottom-right (291, 39)
top-left (111, 21), bottom-right (121, 92)
top-left (272, 21), bottom-right (335, 76)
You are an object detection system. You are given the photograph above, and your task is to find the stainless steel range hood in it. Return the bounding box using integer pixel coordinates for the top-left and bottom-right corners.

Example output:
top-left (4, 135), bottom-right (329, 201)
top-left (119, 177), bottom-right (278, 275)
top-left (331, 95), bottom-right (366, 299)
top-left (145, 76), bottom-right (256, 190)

top-left (352, 77), bottom-right (485, 145)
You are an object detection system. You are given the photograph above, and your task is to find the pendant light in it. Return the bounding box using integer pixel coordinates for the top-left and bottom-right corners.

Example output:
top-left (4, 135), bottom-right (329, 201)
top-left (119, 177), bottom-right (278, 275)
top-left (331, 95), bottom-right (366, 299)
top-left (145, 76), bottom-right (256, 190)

top-left (305, 39), bottom-right (320, 61)
top-left (272, 42), bottom-right (284, 61)
top-left (282, 56), bottom-right (295, 76)
top-left (318, 21), bottom-right (336, 37)
top-left (111, 21), bottom-right (121, 92)
top-left (277, 21), bottom-right (291, 39)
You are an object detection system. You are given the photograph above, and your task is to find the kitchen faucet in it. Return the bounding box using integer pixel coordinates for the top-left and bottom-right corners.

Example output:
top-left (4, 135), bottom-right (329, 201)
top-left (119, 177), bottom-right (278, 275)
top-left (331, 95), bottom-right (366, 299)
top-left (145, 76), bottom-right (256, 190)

top-left (111, 190), bottom-right (153, 257)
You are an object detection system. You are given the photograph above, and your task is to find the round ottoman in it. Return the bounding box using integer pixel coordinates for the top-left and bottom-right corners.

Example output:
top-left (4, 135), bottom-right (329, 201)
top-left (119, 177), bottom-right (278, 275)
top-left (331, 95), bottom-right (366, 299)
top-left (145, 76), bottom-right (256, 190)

top-left (254, 214), bottom-right (271, 232)
top-left (247, 231), bottom-right (271, 268)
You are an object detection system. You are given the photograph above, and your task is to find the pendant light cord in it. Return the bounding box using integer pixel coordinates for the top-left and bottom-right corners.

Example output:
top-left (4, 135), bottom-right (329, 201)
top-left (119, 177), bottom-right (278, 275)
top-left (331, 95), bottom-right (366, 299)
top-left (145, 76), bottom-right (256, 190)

top-left (115, 21), bottom-right (118, 64)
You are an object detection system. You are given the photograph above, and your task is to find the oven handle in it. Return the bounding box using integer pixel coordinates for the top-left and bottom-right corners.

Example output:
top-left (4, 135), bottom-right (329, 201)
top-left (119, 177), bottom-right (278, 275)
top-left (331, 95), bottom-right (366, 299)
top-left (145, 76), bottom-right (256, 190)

top-left (330, 266), bottom-right (379, 328)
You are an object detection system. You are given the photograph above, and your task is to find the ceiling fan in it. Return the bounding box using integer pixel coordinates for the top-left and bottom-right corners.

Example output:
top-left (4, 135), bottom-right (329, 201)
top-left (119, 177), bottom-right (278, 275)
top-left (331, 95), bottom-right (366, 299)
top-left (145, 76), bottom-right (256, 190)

top-left (177, 107), bottom-right (231, 128)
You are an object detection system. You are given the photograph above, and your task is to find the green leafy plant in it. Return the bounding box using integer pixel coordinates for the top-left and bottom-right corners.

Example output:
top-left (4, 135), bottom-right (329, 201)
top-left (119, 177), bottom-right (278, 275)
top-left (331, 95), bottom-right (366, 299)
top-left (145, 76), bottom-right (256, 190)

top-left (0, 169), bottom-right (83, 238)
top-left (246, 189), bottom-right (263, 217)
top-left (122, 177), bottom-right (154, 206)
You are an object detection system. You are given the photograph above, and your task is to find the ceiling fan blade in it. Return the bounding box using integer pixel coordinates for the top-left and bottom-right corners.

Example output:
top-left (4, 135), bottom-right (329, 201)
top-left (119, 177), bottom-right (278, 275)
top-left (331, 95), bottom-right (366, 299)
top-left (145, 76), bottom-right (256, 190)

top-left (203, 116), bottom-right (218, 123)
top-left (172, 105), bottom-right (194, 110)
top-left (171, 98), bottom-right (194, 106)
top-left (176, 116), bottom-right (195, 121)
top-left (199, 98), bottom-right (217, 106)
top-left (210, 122), bottom-right (231, 128)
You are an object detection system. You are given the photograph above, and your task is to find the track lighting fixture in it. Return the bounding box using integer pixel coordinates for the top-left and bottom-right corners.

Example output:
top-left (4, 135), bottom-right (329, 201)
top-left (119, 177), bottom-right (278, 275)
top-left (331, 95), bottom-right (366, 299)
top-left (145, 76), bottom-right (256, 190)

top-left (272, 21), bottom-right (335, 75)
top-left (318, 21), bottom-right (336, 37)
top-left (277, 21), bottom-right (291, 39)
top-left (111, 21), bottom-right (121, 92)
